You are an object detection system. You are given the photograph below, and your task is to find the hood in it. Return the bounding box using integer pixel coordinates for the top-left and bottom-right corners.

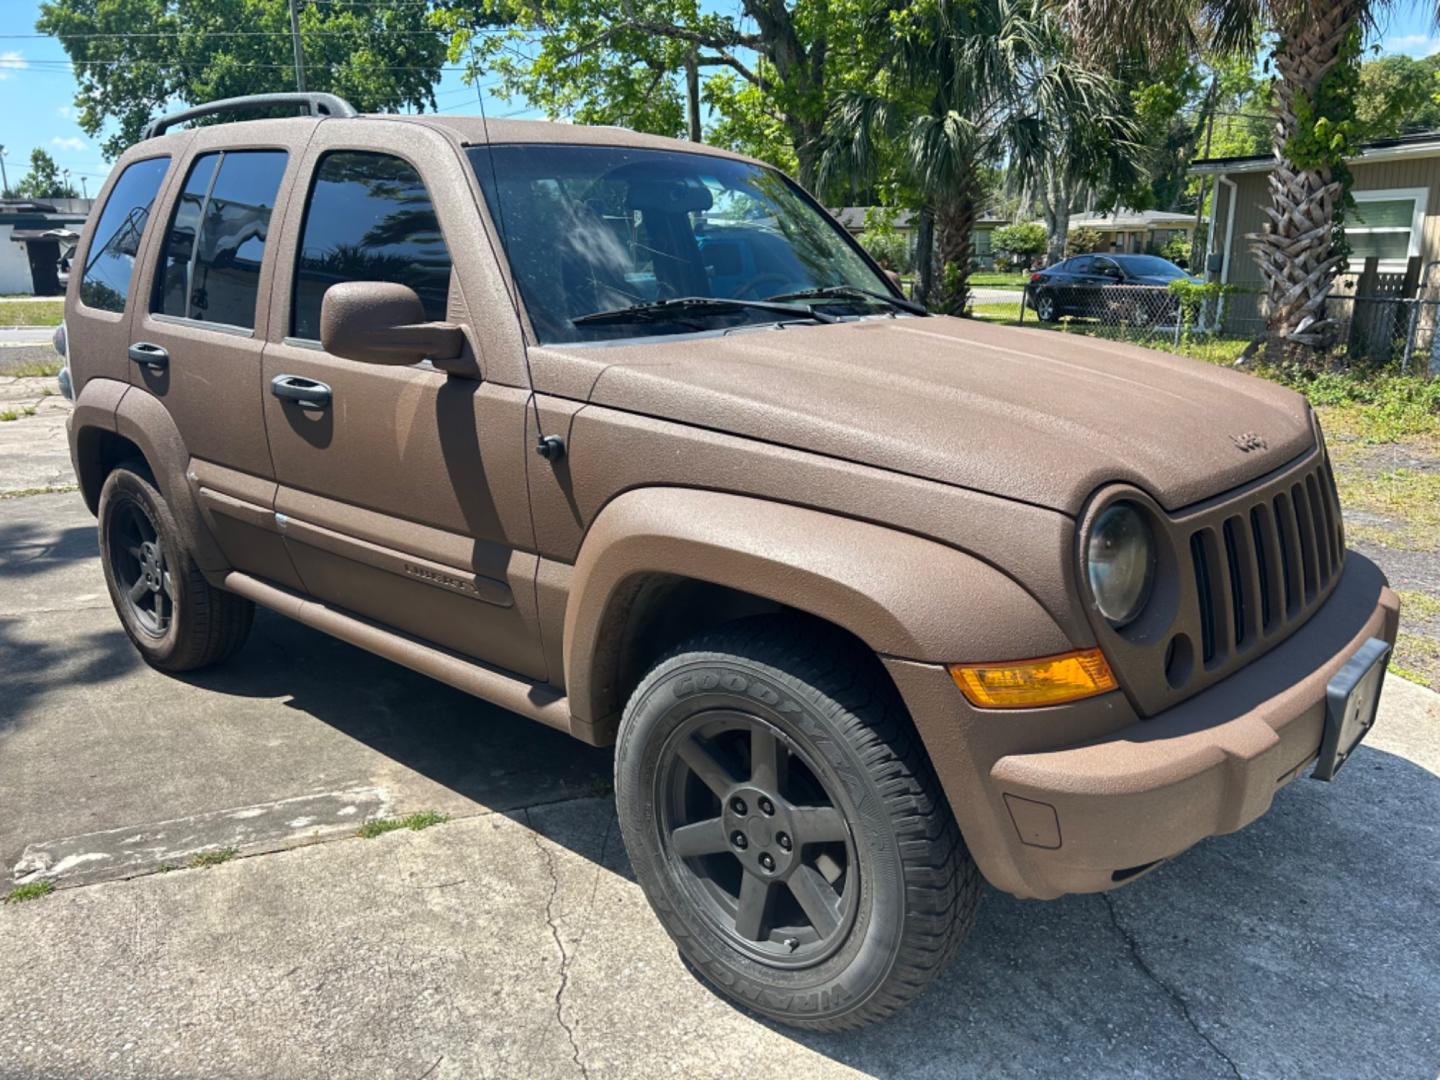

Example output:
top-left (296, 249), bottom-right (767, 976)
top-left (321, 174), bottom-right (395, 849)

top-left (539, 316), bottom-right (1315, 515)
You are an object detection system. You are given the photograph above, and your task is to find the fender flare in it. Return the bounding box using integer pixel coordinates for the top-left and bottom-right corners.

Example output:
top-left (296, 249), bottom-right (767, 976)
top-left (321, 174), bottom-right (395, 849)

top-left (563, 487), bottom-right (1075, 730)
top-left (107, 386), bottom-right (228, 573)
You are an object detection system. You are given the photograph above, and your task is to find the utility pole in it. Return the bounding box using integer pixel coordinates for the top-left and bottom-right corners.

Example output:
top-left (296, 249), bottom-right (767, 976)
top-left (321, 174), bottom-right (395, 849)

top-left (0, 146), bottom-right (9, 197)
top-left (80, 176), bottom-right (88, 199)
top-left (685, 49), bottom-right (701, 143)
top-left (288, 0), bottom-right (307, 93)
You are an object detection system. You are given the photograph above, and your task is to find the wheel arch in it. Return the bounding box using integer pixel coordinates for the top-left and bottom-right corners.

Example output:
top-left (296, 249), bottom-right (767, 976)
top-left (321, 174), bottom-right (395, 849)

top-left (98, 387), bottom-right (228, 572)
top-left (563, 487), bottom-right (1075, 742)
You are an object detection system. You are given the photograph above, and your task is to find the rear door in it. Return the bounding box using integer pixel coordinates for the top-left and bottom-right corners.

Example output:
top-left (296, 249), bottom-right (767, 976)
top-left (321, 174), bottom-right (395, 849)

top-left (259, 122), bottom-right (546, 680)
top-left (66, 152), bottom-right (177, 394)
top-left (126, 125), bottom-right (308, 589)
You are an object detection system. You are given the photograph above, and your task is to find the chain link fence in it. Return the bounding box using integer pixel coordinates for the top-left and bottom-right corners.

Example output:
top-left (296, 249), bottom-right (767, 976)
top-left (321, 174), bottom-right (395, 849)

top-left (981, 281), bottom-right (1440, 375)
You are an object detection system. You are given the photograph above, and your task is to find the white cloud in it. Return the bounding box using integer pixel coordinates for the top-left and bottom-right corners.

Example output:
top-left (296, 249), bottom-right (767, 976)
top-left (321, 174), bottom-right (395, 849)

top-left (0, 50), bottom-right (27, 80)
top-left (1386, 33), bottom-right (1440, 57)
top-left (58, 104), bottom-right (76, 120)
top-left (52, 136), bottom-right (89, 152)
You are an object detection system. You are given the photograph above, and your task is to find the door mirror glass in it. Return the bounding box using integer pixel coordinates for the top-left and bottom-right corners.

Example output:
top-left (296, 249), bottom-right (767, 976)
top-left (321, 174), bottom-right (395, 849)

top-left (319, 281), bottom-right (464, 367)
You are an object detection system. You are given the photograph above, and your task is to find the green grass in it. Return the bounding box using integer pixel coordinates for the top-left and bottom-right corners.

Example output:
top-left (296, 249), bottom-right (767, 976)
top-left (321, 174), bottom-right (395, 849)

top-left (969, 271), bottom-right (1030, 287)
top-left (0, 300), bottom-right (63, 327)
top-left (3, 359), bottom-right (64, 378)
top-left (188, 847), bottom-right (239, 869)
top-left (358, 810), bottom-right (449, 839)
top-left (4, 880), bottom-right (55, 904)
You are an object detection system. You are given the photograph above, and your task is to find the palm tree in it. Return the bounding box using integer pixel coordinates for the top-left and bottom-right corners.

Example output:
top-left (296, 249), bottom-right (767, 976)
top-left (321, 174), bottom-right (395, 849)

top-left (1062, 0), bottom-right (1425, 355)
top-left (820, 0), bottom-right (1136, 313)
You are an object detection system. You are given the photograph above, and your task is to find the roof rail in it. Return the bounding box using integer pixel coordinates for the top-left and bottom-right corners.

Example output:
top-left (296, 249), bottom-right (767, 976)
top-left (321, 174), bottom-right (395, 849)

top-left (139, 92), bottom-right (357, 141)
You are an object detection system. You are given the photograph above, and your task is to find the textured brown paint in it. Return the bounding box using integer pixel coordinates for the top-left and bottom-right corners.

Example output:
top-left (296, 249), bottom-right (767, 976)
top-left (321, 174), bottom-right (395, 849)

top-left (64, 112), bottom-right (1401, 903)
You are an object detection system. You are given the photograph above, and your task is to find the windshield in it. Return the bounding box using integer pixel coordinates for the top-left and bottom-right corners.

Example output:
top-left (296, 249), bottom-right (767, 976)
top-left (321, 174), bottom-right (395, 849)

top-left (469, 144), bottom-right (895, 343)
top-left (1117, 255), bottom-right (1189, 279)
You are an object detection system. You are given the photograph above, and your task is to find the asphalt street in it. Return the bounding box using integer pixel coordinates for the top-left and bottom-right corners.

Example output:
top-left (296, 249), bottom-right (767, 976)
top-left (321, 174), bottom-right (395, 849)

top-left (0, 405), bottom-right (1437, 1078)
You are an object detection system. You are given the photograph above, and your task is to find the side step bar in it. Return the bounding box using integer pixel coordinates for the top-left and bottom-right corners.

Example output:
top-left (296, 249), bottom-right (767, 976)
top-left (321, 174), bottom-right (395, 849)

top-left (220, 571), bottom-right (584, 741)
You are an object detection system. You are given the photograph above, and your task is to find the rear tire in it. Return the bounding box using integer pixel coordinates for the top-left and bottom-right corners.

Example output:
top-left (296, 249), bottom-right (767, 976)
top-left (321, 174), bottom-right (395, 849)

top-left (1034, 291), bottom-right (1058, 322)
top-left (614, 617), bottom-right (978, 1030)
top-left (98, 461), bottom-right (254, 672)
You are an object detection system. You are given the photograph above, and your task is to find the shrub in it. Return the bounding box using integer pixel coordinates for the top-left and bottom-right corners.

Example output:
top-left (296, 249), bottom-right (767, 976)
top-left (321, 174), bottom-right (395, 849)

top-left (992, 222), bottom-right (1047, 263)
top-left (1066, 226), bottom-right (1105, 255)
top-left (858, 229), bottom-right (909, 272)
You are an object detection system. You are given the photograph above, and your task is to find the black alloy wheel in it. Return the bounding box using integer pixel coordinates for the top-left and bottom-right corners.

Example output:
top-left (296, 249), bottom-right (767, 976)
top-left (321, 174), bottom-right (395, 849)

top-left (108, 496), bottom-right (174, 637)
top-left (658, 710), bottom-right (857, 966)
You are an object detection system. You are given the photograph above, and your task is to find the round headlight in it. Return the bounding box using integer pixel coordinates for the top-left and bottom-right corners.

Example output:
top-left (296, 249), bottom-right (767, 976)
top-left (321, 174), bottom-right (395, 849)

top-left (1087, 502), bottom-right (1155, 628)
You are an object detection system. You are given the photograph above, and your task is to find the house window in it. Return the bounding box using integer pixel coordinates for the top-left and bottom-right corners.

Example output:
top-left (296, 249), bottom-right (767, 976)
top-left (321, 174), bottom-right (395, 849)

top-left (1347, 187), bottom-right (1427, 270)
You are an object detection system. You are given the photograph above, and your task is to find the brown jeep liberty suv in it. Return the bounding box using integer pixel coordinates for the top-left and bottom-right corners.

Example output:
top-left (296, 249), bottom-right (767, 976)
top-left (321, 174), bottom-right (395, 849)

top-left (57, 92), bottom-right (1400, 1029)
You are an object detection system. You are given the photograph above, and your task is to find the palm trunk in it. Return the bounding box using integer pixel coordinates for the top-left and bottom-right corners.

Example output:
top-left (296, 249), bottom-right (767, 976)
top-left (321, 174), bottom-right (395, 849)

top-left (914, 206), bottom-right (936, 308)
top-left (936, 184), bottom-right (977, 315)
top-left (1249, 2), bottom-right (1359, 357)
top-left (1038, 168), bottom-right (1073, 266)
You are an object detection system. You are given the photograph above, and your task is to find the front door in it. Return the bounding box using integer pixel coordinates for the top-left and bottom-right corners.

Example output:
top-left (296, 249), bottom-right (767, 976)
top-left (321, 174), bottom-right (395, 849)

top-left (259, 124), bottom-right (546, 681)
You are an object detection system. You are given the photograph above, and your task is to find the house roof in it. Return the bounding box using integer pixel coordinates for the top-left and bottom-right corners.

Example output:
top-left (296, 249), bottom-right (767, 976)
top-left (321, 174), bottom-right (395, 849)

top-left (1190, 130), bottom-right (1440, 176)
top-left (1067, 208), bottom-right (1199, 230)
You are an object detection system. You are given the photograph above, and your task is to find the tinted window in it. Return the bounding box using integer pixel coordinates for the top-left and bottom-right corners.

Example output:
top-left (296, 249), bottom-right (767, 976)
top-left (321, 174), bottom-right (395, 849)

top-left (1114, 255), bottom-right (1189, 279)
top-left (153, 150), bottom-right (288, 329)
top-left (80, 156), bottom-right (171, 312)
top-left (1069, 256), bottom-right (1094, 274)
top-left (292, 152), bottom-right (451, 340)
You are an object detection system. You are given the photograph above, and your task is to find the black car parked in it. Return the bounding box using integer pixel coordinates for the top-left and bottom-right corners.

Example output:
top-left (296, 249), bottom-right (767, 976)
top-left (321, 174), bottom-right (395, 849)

top-left (1026, 253), bottom-right (1198, 325)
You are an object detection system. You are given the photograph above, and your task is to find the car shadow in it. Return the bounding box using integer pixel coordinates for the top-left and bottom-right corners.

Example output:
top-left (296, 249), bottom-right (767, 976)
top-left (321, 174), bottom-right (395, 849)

top-left (174, 607), bottom-right (615, 815)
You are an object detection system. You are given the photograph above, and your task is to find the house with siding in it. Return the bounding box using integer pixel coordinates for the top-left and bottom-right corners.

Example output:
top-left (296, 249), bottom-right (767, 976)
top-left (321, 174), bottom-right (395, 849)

top-left (829, 207), bottom-right (1009, 269)
top-left (1190, 132), bottom-right (1440, 334)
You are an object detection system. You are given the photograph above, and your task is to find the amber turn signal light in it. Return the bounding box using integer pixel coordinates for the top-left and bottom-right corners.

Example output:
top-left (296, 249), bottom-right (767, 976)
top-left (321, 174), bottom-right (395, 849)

top-left (948, 648), bottom-right (1118, 709)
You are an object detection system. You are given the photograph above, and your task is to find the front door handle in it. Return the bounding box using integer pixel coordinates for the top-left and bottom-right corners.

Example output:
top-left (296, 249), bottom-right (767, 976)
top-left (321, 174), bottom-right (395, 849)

top-left (271, 374), bottom-right (332, 410)
top-left (128, 341), bottom-right (169, 371)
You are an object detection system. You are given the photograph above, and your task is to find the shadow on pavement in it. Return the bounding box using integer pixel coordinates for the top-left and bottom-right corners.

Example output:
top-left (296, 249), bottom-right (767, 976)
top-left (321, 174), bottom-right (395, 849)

top-left (177, 608), bottom-right (615, 815)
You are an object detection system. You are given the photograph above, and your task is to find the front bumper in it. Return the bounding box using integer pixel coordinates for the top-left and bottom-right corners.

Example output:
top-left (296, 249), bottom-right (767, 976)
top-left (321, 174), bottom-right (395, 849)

top-left (886, 552), bottom-right (1400, 900)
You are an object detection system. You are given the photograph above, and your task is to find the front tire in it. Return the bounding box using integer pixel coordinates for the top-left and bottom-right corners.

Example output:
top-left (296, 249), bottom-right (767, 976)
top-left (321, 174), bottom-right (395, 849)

top-left (615, 618), bottom-right (978, 1030)
top-left (98, 461), bottom-right (254, 672)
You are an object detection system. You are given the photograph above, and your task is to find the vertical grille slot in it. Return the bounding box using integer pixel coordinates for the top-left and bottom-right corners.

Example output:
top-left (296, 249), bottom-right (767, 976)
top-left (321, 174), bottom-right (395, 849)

top-left (1222, 518), bottom-right (1248, 647)
top-left (1191, 531), bottom-right (1216, 664)
top-left (1290, 483), bottom-right (1319, 602)
top-left (1249, 505), bottom-right (1278, 632)
top-left (1272, 491), bottom-right (1299, 617)
top-left (1305, 473), bottom-right (1332, 586)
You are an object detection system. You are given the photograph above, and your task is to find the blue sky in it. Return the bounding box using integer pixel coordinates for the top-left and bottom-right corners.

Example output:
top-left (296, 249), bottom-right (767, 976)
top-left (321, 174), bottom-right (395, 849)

top-left (2, 0), bottom-right (1438, 195)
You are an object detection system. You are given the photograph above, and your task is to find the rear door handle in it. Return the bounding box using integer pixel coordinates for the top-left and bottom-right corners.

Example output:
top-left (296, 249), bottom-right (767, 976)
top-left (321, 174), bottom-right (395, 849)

top-left (128, 341), bottom-right (169, 371)
top-left (271, 374), bottom-right (332, 410)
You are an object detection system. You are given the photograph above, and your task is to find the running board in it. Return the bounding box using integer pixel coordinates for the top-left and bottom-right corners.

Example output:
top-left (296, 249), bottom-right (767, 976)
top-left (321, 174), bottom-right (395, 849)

top-left (220, 571), bottom-right (587, 742)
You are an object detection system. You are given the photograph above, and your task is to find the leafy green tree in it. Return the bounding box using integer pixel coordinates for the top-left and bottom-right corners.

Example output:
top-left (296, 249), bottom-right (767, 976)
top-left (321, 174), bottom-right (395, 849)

top-left (1063, 0), bottom-right (1440, 356)
top-left (38, 0), bottom-right (449, 159)
top-left (439, 0), bottom-right (868, 189)
top-left (12, 149), bottom-right (78, 199)
top-left (822, 0), bottom-right (1135, 311)
top-left (1354, 53), bottom-right (1440, 139)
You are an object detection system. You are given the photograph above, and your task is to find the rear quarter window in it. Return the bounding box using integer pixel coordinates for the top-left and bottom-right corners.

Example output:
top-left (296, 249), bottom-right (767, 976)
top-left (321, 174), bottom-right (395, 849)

top-left (79, 156), bottom-right (171, 313)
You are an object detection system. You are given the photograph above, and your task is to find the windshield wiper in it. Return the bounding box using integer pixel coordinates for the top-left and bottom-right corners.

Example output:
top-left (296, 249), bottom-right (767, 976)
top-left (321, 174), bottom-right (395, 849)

top-left (766, 285), bottom-right (929, 316)
top-left (572, 296), bottom-right (837, 327)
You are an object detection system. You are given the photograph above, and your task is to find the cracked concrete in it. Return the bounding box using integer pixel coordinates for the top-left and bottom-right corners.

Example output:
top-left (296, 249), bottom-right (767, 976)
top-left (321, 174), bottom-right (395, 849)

top-left (1101, 893), bottom-right (1243, 1080)
top-left (3, 489), bottom-right (1439, 1077)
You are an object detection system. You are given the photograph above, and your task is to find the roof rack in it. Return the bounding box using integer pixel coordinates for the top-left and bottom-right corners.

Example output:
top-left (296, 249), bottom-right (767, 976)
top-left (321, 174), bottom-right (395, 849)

top-left (139, 92), bottom-right (357, 142)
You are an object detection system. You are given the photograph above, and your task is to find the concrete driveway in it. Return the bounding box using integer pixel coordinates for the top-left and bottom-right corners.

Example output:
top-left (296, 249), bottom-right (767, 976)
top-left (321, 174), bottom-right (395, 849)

top-left (2, 413), bottom-right (1438, 1077)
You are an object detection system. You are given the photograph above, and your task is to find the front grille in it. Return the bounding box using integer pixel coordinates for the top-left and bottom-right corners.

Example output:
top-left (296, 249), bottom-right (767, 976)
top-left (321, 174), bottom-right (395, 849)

top-left (1081, 434), bottom-right (1346, 717)
top-left (1186, 457), bottom-right (1343, 670)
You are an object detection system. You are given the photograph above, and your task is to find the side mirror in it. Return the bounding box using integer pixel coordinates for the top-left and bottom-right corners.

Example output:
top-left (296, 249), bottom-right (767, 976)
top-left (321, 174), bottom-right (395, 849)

top-left (320, 282), bottom-right (465, 368)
